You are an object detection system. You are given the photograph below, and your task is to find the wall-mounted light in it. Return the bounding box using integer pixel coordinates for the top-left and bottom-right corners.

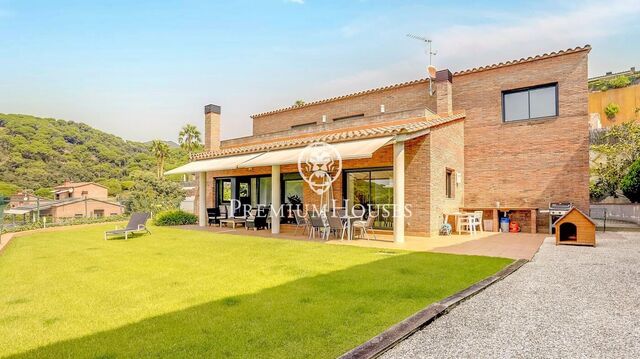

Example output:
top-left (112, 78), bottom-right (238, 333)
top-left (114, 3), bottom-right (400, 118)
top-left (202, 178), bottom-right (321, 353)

top-left (322, 115), bottom-right (327, 123)
top-left (380, 104), bottom-right (385, 113)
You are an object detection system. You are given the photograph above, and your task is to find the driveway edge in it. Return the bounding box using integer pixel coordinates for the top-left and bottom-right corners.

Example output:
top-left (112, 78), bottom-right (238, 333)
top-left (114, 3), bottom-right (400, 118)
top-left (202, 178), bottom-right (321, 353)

top-left (339, 258), bottom-right (528, 359)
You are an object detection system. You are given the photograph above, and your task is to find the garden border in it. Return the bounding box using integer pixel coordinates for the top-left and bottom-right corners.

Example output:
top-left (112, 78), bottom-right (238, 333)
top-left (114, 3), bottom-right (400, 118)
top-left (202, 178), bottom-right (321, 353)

top-left (339, 258), bottom-right (528, 359)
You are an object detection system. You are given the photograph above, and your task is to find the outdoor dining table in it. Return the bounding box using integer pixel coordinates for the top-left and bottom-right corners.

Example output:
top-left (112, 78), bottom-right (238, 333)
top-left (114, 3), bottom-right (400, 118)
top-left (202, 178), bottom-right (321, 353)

top-left (443, 212), bottom-right (476, 234)
top-left (340, 215), bottom-right (362, 241)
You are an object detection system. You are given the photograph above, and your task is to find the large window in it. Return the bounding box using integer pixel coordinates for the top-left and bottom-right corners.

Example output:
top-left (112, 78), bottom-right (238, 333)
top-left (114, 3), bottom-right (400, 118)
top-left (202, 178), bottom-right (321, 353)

top-left (345, 169), bottom-right (393, 228)
top-left (283, 173), bottom-right (304, 204)
top-left (503, 83), bottom-right (558, 122)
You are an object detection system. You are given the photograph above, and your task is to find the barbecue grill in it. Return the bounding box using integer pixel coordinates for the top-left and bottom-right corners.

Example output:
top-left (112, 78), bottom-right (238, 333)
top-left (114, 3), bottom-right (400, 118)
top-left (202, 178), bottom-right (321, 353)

top-left (549, 202), bottom-right (573, 234)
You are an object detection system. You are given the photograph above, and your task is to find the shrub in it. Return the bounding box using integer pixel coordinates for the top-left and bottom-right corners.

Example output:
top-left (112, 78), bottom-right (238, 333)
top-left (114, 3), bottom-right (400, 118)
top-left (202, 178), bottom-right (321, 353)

top-left (154, 210), bottom-right (197, 226)
top-left (604, 102), bottom-right (620, 120)
top-left (1, 214), bottom-right (129, 234)
top-left (608, 75), bottom-right (631, 89)
top-left (589, 181), bottom-right (607, 202)
top-left (620, 158), bottom-right (640, 203)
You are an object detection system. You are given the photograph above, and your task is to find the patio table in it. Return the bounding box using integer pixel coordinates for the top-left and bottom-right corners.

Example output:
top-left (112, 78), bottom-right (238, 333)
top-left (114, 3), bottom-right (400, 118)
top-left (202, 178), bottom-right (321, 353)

top-left (219, 218), bottom-right (246, 228)
top-left (340, 215), bottom-right (362, 241)
top-left (444, 212), bottom-right (476, 234)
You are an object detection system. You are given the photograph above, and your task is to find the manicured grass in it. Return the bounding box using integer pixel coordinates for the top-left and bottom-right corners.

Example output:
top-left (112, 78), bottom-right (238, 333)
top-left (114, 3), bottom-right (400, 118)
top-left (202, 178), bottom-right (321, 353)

top-left (0, 225), bottom-right (512, 358)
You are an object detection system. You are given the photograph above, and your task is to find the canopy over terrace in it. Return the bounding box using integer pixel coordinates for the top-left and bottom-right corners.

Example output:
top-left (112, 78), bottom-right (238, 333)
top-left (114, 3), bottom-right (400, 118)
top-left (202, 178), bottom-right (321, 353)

top-left (165, 113), bottom-right (465, 242)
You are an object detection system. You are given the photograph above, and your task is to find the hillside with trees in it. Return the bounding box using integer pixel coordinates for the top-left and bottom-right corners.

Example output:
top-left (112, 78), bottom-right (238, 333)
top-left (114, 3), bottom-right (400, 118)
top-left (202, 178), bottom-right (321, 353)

top-left (0, 113), bottom-right (189, 196)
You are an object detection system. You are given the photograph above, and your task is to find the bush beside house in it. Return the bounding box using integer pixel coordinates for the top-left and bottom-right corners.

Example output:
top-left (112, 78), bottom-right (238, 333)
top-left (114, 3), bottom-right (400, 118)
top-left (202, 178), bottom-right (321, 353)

top-left (620, 159), bottom-right (640, 203)
top-left (154, 210), bottom-right (197, 226)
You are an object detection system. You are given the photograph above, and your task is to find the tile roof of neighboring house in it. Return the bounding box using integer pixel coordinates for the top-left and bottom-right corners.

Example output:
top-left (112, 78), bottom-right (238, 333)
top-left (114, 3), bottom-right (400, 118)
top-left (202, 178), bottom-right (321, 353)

top-left (54, 182), bottom-right (108, 190)
top-left (250, 45), bottom-right (591, 118)
top-left (191, 111), bottom-right (465, 161)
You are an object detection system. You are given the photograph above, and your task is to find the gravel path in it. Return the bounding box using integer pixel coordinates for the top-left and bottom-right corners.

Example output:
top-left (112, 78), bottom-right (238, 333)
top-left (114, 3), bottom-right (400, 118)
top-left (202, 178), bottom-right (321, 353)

top-left (383, 232), bottom-right (640, 358)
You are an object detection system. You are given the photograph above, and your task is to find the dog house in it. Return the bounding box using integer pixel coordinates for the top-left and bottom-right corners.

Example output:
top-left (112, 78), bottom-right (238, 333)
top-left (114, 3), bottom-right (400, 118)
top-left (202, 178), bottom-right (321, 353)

top-left (554, 208), bottom-right (596, 247)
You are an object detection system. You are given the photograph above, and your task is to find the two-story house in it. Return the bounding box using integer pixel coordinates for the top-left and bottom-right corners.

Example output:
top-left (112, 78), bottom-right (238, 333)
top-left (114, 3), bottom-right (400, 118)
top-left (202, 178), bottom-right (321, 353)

top-left (167, 45), bottom-right (590, 241)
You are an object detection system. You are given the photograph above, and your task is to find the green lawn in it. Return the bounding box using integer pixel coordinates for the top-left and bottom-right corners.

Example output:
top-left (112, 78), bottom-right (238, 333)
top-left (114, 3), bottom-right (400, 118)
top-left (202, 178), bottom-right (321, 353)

top-left (0, 225), bottom-right (511, 358)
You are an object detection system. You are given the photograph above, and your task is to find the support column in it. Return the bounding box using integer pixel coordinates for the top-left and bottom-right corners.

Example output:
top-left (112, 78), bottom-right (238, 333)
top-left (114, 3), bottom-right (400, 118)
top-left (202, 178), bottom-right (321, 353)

top-left (271, 165), bottom-right (281, 234)
top-left (198, 172), bottom-right (207, 227)
top-left (393, 141), bottom-right (405, 243)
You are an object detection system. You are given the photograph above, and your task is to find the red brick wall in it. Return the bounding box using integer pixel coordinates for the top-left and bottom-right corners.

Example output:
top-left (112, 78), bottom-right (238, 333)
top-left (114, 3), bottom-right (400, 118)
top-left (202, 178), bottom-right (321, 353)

top-left (454, 50), bottom-right (590, 232)
top-left (252, 82), bottom-right (437, 135)
top-left (428, 120), bottom-right (465, 234)
top-left (404, 136), bottom-right (431, 235)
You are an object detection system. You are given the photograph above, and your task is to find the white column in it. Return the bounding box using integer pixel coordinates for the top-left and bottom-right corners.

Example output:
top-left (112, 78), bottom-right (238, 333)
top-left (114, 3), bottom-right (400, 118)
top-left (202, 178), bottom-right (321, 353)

top-left (198, 172), bottom-right (207, 227)
top-left (271, 165), bottom-right (281, 234)
top-left (393, 141), bottom-right (405, 243)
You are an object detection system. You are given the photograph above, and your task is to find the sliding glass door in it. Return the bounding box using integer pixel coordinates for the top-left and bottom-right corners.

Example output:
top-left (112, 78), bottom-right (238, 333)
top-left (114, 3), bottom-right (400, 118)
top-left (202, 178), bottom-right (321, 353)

top-left (344, 168), bottom-right (393, 228)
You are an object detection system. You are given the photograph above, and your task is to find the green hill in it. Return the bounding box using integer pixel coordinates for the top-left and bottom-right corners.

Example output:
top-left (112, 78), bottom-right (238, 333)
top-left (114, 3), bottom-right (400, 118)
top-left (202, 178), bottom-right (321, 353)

top-left (0, 113), bottom-right (188, 194)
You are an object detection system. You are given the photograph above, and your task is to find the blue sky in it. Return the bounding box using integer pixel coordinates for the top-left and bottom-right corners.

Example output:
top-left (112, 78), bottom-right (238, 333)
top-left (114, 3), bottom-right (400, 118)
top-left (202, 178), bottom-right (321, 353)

top-left (1, 0), bottom-right (638, 142)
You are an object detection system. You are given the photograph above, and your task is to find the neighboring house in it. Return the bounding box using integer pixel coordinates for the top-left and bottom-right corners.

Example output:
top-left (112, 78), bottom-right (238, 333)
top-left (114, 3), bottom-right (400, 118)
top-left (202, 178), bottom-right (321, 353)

top-left (53, 181), bottom-right (109, 200)
top-left (4, 182), bottom-right (124, 222)
top-left (588, 66), bottom-right (640, 129)
top-left (168, 45), bottom-right (591, 238)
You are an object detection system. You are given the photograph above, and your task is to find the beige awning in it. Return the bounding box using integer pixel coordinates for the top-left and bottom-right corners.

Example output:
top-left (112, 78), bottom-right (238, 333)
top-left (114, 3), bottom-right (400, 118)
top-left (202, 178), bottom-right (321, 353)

top-left (164, 152), bottom-right (265, 175)
top-left (237, 136), bottom-right (394, 168)
top-left (3, 208), bottom-right (32, 215)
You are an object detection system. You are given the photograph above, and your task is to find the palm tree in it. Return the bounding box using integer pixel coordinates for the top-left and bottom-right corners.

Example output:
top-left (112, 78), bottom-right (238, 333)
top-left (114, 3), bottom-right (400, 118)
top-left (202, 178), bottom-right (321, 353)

top-left (178, 124), bottom-right (202, 153)
top-left (150, 140), bottom-right (170, 178)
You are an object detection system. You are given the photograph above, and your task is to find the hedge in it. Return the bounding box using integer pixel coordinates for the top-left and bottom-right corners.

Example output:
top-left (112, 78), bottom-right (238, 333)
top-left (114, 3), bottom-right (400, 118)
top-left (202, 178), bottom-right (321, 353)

top-left (154, 210), bottom-right (197, 226)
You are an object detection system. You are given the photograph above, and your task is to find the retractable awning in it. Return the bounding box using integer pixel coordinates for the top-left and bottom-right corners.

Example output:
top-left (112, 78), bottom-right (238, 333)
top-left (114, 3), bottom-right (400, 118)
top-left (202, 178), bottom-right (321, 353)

top-left (237, 136), bottom-right (393, 168)
top-left (3, 208), bottom-right (32, 215)
top-left (164, 152), bottom-right (265, 175)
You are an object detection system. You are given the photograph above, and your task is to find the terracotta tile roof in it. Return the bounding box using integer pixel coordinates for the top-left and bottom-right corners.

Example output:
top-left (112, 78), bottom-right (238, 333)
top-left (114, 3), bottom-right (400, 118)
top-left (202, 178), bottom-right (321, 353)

top-left (250, 78), bottom-right (430, 118)
top-left (54, 182), bottom-right (107, 189)
top-left (191, 111), bottom-right (465, 161)
top-left (453, 45), bottom-right (591, 76)
top-left (250, 45), bottom-right (591, 119)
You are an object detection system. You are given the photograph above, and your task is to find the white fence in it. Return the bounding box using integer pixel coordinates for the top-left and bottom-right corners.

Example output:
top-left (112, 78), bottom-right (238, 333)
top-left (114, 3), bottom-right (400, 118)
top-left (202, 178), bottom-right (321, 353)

top-left (590, 204), bottom-right (640, 224)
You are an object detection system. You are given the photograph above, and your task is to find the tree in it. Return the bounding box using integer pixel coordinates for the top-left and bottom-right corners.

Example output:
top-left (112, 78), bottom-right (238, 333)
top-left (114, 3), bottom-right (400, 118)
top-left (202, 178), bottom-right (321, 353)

top-left (178, 124), bottom-right (202, 153)
top-left (620, 158), bottom-right (640, 203)
top-left (150, 140), bottom-right (170, 178)
top-left (590, 122), bottom-right (640, 198)
top-left (125, 173), bottom-right (185, 213)
top-left (294, 100), bottom-right (306, 106)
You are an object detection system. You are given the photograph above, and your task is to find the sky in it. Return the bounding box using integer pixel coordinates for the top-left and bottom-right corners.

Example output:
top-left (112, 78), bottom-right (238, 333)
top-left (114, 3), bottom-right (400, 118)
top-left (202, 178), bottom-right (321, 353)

top-left (1, 0), bottom-right (639, 142)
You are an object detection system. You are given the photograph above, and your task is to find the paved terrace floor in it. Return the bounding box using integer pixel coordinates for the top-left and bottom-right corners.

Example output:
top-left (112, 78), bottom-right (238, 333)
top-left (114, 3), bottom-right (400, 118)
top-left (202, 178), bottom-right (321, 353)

top-left (182, 224), bottom-right (546, 260)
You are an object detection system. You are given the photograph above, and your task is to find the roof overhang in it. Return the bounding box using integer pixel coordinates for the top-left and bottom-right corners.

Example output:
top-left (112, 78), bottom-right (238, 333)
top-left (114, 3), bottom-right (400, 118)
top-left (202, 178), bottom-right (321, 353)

top-left (164, 152), bottom-right (265, 175)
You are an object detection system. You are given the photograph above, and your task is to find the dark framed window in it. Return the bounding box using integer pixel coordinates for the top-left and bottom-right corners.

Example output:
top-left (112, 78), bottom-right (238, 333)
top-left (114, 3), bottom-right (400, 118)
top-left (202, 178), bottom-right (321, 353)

top-left (502, 83), bottom-right (558, 122)
top-left (216, 179), bottom-right (232, 204)
top-left (446, 169), bottom-right (454, 199)
top-left (291, 122), bottom-right (317, 130)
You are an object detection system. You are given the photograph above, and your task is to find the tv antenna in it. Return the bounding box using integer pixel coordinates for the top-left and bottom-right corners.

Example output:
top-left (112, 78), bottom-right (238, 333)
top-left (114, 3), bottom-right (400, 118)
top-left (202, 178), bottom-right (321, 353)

top-left (407, 34), bottom-right (437, 95)
top-left (407, 34), bottom-right (437, 65)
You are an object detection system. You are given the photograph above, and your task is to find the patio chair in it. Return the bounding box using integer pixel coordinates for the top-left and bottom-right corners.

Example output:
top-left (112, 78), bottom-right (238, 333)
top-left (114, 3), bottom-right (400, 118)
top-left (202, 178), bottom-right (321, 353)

top-left (293, 209), bottom-right (310, 235)
top-left (104, 212), bottom-right (151, 240)
top-left (308, 212), bottom-right (330, 240)
top-left (327, 214), bottom-right (348, 240)
top-left (246, 208), bottom-right (268, 231)
top-left (207, 207), bottom-right (221, 226)
top-left (472, 210), bottom-right (484, 232)
top-left (353, 211), bottom-right (378, 240)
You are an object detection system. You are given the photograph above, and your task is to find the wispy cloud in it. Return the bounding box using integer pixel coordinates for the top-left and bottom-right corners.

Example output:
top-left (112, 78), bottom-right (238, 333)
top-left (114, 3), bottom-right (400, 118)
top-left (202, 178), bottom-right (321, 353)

top-left (326, 0), bottom-right (640, 94)
top-left (285, 0), bottom-right (305, 4)
top-left (432, 0), bottom-right (640, 71)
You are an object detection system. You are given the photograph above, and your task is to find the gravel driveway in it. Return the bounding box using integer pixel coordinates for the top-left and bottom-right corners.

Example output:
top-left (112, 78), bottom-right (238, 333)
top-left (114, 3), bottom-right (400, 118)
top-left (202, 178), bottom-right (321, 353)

top-left (383, 232), bottom-right (640, 358)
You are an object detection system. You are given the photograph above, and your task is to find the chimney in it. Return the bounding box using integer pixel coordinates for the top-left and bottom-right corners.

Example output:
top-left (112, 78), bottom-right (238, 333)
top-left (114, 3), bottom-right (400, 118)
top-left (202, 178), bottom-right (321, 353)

top-left (435, 69), bottom-right (453, 116)
top-left (204, 104), bottom-right (221, 151)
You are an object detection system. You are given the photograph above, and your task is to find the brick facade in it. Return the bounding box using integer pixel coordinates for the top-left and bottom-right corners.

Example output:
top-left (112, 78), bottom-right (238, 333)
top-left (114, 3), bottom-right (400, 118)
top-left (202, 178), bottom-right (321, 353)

top-left (251, 82), bottom-right (437, 135)
top-left (454, 50), bottom-right (590, 230)
top-left (194, 47), bottom-right (590, 235)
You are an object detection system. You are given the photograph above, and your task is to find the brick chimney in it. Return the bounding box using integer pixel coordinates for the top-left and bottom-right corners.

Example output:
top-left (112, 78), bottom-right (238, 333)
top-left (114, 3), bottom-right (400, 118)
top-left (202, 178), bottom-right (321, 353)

top-left (204, 104), bottom-right (221, 151)
top-left (435, 69), bottom-right (453, 116)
